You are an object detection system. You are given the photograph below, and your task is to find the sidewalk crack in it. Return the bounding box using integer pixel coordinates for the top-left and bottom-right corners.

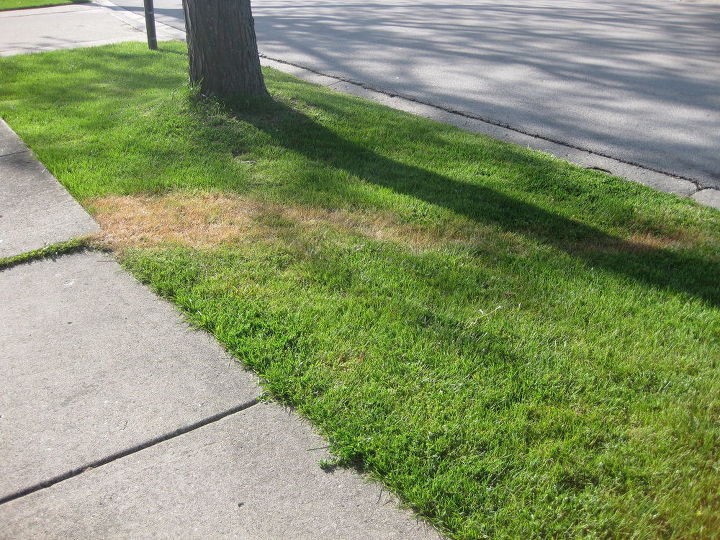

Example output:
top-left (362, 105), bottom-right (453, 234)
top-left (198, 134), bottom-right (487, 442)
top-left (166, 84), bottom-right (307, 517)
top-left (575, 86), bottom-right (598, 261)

top-left (0, 398), bottom-right (260, 506)
top-left (0, 149), bottom-right (30, 159)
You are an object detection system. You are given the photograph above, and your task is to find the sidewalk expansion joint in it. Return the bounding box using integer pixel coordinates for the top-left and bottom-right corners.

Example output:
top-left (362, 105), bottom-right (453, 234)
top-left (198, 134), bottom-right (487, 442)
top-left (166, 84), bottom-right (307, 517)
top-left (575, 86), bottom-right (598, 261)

top-left (0, 149), bottom-right (29, 159)
top-left (0, 241), bottom-right (90, 273)
top-left (0, 398), bottom-right (260, 506)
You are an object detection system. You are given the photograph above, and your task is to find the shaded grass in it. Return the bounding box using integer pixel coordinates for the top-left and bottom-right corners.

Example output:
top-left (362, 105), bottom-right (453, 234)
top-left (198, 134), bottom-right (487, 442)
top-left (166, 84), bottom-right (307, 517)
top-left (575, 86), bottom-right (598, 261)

top-left (1, 42), bottom-right (719, 538)
top-left (0, 0), bottom-right (87, 10)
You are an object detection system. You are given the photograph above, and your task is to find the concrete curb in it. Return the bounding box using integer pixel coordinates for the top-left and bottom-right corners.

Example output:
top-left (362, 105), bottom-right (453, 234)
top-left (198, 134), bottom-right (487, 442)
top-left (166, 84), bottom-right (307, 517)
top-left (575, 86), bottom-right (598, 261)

top-left (692, 188), bottom-right (720, 208)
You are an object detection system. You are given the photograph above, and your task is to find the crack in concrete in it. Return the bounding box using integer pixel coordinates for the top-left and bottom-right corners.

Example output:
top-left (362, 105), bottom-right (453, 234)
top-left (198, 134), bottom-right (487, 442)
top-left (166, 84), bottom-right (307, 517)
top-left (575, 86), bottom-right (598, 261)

top-left (0, 149), bottom-right (30, 159)
top-left (0, 398), bottom-right (260, 506)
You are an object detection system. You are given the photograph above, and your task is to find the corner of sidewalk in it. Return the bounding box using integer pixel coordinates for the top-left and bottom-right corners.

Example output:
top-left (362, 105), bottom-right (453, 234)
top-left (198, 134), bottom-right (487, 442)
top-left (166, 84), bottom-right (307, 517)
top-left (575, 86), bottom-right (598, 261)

top-left (0, 0), bottom-right (184, 57)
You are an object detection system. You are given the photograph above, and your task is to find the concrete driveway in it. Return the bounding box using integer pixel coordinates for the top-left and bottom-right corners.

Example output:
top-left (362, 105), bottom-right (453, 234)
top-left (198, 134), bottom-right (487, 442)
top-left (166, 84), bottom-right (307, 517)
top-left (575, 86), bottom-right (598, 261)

top-left (107, 0), bottom-right (720, 190)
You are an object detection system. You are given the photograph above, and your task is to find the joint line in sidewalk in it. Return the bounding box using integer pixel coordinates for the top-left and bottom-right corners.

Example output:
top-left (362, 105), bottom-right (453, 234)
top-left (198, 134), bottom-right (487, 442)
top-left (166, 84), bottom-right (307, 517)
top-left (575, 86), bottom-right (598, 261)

top-left (0, 398), bottom-right (260, 506)
top-left (0, 149), bottom-right (29, 159)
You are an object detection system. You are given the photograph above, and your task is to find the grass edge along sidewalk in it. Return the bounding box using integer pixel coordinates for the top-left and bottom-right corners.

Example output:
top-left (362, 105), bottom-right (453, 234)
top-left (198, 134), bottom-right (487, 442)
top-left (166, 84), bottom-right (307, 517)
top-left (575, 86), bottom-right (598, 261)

top-left (0, 0), bottom-right (87, 11)
top-left (1, 41), bottom-right (719, 538)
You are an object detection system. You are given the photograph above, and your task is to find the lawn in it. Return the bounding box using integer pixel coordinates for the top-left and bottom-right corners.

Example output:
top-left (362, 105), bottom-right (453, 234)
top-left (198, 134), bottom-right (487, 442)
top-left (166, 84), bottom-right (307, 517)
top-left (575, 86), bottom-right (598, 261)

top-left (1, 42), bottom-right (719, 538)
top-left (0, 0), bottom-right (86, 10)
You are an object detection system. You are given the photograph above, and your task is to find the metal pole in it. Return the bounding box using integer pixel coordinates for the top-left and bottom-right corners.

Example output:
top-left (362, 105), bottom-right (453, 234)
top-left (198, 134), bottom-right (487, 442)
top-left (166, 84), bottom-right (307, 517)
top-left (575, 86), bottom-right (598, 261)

top-left (143, 0), bottom-right (158, 50)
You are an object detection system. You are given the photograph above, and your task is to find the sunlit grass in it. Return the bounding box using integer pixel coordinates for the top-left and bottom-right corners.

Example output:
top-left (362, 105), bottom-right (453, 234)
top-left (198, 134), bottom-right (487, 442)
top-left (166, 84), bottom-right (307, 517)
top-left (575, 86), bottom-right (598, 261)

top-left (0, 0), bottom-right (86, 11)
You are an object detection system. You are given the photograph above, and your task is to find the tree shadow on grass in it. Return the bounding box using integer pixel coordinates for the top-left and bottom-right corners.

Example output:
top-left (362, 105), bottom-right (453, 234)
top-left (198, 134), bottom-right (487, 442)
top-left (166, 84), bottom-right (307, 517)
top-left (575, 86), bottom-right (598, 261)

top-left (228, 96), bottom-right (720, 308)
top-left (2, 45), bottom-right (717, 307)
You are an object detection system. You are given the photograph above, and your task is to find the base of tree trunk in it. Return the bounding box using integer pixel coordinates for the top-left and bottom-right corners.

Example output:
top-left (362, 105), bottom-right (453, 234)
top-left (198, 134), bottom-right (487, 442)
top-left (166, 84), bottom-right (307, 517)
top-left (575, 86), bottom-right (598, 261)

top-left (182, 0), bottom-right (268, 99)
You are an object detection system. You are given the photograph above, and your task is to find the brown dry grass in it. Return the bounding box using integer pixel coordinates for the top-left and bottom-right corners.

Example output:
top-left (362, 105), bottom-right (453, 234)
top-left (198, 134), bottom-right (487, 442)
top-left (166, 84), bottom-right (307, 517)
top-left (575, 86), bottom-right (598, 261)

top-left (571, 227), bottom-right (703, 256)
top-left (582, 232), bottom-right (682, 255)
top-left (89, 191), bottom-right (485, 251)
top-left (88, 192), bottom-right (699, 257)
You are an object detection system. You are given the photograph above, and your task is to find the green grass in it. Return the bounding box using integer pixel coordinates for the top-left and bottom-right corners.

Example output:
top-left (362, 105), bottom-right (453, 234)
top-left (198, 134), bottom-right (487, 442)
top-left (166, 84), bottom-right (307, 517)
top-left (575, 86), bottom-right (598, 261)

top-left (0, 0), bottom-right (86, 11)
top-left (1, 41), bottom-right (719, 538)
top-left (0, 238), bottom-right (89, 271)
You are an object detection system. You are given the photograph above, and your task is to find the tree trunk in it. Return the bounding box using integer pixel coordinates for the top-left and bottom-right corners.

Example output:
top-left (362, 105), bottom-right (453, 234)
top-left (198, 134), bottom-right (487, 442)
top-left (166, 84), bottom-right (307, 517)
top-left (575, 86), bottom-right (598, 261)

top-left (182, 0), bottom-right (267, 99)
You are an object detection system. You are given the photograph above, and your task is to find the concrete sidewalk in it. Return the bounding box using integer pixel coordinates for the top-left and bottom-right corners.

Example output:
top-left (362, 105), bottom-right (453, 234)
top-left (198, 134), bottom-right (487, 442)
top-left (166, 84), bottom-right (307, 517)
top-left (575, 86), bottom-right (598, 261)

top-left (0, 120), bottom-right (99, 257)
top-left (0, 118), bottom-right (437, 538)
top-left (0, 3), bottom-right (142, 56)
top-left (0, 1), bottom-right (183, 57)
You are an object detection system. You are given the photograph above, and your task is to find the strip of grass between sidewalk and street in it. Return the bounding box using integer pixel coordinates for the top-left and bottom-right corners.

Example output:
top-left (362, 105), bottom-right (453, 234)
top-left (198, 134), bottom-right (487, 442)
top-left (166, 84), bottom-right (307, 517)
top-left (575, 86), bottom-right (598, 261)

top-left (0, 0), bottom-right (87, 11)
top-left (1, 42), bottom-right (718, 538)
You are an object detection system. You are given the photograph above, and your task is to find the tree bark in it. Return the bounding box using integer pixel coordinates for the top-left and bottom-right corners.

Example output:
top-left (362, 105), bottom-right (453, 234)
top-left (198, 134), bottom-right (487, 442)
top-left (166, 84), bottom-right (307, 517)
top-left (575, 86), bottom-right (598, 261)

top-left (182, 0), bottom-right (267, 99)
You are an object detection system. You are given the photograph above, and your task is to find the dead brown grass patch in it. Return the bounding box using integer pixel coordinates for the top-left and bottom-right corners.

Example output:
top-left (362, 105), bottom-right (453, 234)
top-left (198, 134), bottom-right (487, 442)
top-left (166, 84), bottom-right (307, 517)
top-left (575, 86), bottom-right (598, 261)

top-left (88, 192), bottom-right (491, 252)
top-left (88, 192), bottom-right (701, 258)
top-left (571, 230), bottom-right (695, 256)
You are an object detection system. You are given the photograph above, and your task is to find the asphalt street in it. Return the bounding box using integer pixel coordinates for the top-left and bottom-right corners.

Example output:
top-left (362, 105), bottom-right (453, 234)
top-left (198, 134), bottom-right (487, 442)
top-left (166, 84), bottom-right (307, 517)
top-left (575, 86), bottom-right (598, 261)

top-left (111, 0), bottom-right (720, 189)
